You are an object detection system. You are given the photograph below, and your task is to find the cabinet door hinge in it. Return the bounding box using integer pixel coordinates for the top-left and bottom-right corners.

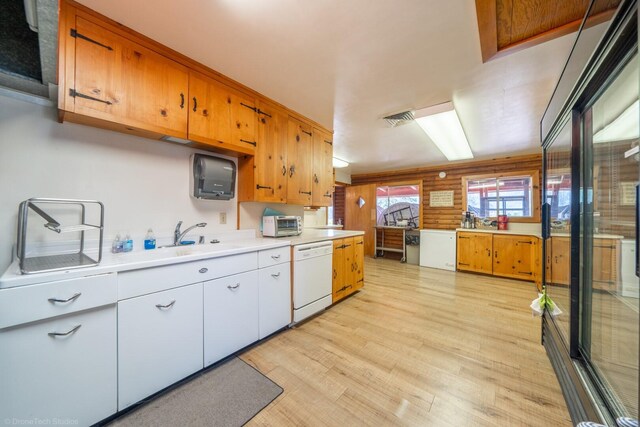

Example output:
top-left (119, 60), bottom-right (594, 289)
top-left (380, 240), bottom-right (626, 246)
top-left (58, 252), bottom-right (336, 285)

top-left (240, 103), bottom-right (257, 112)
top-left (256, 108), bottom-right (272, 118)
top-left (240, 139), bottom-right (257, 146)
top-left (324, 139), bottom-right (333, 145)
top-left (70, 29), bottom-right (113, 50)
top-left (69, 89), bottom-right (112, 105)
top-left (301, 129), bottom-right (312, 137)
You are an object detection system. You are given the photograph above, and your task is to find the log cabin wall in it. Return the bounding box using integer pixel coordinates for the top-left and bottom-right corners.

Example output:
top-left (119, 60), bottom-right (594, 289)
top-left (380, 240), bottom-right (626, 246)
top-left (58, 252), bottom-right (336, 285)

top-left (349, 154), bottom-right (543, 255)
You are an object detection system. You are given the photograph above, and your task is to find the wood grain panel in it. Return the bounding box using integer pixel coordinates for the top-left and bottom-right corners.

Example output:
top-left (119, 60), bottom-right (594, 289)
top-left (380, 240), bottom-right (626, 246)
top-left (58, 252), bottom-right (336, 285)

top-left (351, 154), bottom-right (542, 231)
top-left (345, 184), bottom-right (376, 256)
top-left (477, 0), bottom-right (620, 62)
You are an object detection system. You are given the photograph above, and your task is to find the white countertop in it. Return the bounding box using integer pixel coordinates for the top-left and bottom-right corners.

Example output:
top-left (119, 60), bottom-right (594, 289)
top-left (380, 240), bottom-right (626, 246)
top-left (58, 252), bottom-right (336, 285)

top-left (0, 229), bottom-right (365, 289)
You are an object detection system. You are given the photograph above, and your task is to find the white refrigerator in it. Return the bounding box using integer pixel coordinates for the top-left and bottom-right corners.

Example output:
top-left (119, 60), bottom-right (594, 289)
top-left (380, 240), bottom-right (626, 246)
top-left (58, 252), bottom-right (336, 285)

top-left (419, 230), bottom-right (456, 271)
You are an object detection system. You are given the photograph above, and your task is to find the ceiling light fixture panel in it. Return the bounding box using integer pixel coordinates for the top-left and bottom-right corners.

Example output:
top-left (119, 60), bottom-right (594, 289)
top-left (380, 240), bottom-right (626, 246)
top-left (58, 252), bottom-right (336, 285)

top-left (414, 101), bottom-right (474, 161)
top-left (332, 157), bottom-right (349, 168)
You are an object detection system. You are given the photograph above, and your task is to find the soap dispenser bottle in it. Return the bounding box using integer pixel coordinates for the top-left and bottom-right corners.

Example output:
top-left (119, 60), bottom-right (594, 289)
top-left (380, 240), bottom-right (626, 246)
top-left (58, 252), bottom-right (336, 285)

top-left (144, 229), bottom-right (156, 250)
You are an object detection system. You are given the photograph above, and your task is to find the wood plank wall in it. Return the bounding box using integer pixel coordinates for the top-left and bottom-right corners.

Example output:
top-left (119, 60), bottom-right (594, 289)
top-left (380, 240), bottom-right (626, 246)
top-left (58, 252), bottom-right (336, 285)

top-left (350, 154), bottom-right (543, 254)
top-left (333, 186), bottom-right (346, 225)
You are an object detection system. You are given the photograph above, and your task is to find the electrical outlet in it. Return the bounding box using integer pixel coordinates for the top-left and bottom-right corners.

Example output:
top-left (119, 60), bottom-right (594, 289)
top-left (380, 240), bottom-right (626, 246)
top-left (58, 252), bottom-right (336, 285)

top-left (219, 212), bottom-right (227, 225)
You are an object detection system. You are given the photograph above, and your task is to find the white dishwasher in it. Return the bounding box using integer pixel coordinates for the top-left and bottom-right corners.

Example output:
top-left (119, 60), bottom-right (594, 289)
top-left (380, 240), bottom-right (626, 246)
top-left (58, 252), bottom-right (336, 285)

top-left (292, 241), bottom-right (334, 323)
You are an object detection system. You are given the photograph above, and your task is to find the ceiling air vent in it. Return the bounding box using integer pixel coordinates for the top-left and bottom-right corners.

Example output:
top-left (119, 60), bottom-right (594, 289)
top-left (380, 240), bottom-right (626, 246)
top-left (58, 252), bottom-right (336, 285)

top-left (383, 110), bottom-right (415, 127)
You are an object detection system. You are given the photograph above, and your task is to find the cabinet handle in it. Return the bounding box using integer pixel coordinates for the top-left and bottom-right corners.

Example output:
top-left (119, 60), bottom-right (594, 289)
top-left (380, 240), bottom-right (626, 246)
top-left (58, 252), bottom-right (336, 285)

top-left (351, 263), bottom-right (355, 271)
top-left (494, 251), bottom-right (498, 258)
top-left (282, 165), bottom-right (287, 176)
top-left (48, 292), bottom-right (81, 304)
top-left (227, 283), bottom-right (240, 290)
top-left (48, 324), bottom-right (81, 337)
top-left (156, 300), bottom-right (176, 309)
top-left (271, 272), bottom-right (281, 278)
top-left (324, 193), bottom-right (332, 198)
top-left (486, 249), bottom-right (490, 257)
top-left (314, 174), bottom-right (319, 183)
top-left (299, 191), bottom-right (311, 196)
top-left (271, 254), bottom-right (281, 260)
top-left (193, 97), bottom-right (197, 112)
top-left (289, 165), bottom-right (295, 177)
top-left (180, 93), bottom-right (185, 109)
top-left (199, 267), bottom-right (208, 273)
top-left (333, 269), bottom-right (337, 279)
top-left (257, 184), bottom-right (272, 190)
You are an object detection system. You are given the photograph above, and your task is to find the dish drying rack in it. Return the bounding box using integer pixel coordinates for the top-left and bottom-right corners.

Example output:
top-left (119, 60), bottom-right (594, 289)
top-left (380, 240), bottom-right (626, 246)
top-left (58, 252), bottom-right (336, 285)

top-left (17, 198), bottom-right (104, 274)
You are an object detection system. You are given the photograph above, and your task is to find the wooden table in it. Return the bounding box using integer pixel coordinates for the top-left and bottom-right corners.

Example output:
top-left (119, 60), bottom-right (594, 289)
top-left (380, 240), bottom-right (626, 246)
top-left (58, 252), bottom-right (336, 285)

top-left (374, 226), bottom-right (415, 262)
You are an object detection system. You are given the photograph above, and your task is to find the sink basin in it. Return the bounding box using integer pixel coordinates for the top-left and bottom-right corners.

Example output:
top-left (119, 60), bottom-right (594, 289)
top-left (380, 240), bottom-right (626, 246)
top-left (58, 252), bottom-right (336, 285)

top-left (156, 243), bottom-right (243, 257)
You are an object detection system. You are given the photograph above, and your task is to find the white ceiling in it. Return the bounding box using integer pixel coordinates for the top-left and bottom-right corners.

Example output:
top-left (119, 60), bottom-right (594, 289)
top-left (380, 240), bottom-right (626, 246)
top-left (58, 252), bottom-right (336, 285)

top-left (77, 0), bottom-right (577, 174)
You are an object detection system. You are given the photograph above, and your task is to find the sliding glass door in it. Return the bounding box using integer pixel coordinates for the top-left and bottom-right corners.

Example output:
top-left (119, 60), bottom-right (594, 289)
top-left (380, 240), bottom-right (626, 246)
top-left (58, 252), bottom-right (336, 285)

top-left (579, 52), bottom-right (639, 418)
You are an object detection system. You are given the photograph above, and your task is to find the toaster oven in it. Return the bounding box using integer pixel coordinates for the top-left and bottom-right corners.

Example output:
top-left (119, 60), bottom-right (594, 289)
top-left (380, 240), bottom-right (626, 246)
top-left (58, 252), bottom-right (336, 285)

top-left (262, 216), bottom-right (302, 237)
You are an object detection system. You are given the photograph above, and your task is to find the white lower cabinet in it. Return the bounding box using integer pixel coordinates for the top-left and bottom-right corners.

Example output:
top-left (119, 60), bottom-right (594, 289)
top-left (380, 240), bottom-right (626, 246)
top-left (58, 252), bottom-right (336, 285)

top-left (0, 306), bottom-right (117, 426)
top-left (117, 283), bottom-right (204, 410)
top-left (204, 270), bottom-right (259, 366)
top-left (259, 264), bottom-right (291, 339)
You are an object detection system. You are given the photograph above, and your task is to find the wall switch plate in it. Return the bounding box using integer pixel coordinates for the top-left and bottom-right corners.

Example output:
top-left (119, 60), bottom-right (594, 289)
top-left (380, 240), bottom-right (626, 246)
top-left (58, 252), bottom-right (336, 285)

top-left (219, 212), bottom-right (227, 225)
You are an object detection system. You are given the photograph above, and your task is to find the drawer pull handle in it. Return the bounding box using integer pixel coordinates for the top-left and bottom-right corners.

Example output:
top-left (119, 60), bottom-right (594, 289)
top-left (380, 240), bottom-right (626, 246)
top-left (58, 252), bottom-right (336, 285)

top-left (271, 254), bottom-right (281, 260)
top-left (48, 324), bottom-right (81, 337)
top-left (199, 268), bottom-right (208, 273)
top-left (227, 283), bottom-right (240, 290)
top-left (48, 292), bottom-right (81, 304)
top-left (271, 272), bottom-right (281, 278)
top-left (156, 300), bottom-right (176, 309)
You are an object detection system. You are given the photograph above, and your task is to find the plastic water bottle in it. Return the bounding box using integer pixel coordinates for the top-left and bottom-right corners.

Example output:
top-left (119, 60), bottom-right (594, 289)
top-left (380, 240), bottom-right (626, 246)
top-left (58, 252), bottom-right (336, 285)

top-left (144, 229), bottom-right (156, 250)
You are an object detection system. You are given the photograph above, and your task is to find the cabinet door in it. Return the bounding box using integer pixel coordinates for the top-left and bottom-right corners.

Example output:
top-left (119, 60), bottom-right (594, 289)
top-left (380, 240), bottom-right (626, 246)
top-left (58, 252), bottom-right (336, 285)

top-left (493, 235), bottom-right (535, 280)
top-left (118, 284), bottom-right (204, 410)
top-left (332, 239), bottom-right (346, 302)
top-left (0, 306), bottom-right (117, 426)
top-left (474, 234), bottom-right (494, 274)
top-left (456, 233), bottom-right (475, 271)
top-left (287, 117), bottom-right (313, 205)
top-left (343, 237), bottom-right (356, 295)
top-left (593, 239), bottom-right (617, 291)
top-left (312, 128), bottom-right (334, 206)
top-left (255, 101), bottom-right (289, 202)
top-left (188, 72), bottom-right (256, 155)
top-left (551, 237), bottom-right (570, 285)
top-left (204, 270), bottom-right (259, 366)
top-left (353, 236), bottom-right (365, 290)
top-left (259, 264), bottom-right (291, 339)
top-left (72, 17), bottom-right (188, 137)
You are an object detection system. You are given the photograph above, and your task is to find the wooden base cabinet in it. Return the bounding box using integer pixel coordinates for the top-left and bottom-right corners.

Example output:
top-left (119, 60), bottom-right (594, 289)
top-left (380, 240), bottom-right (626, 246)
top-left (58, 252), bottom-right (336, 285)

top-left (457, 232), bottom-right (541, 283)
top-left (204, 270), bottom-right (259, 366)
top-left (332, 236), bottom-right (365, 302)
top-left (117, 283), bottom-right (204, 410)
top-left (0, 306), bottom-right (117, 426)
top-left (456, 232), bottom-right (493, 274)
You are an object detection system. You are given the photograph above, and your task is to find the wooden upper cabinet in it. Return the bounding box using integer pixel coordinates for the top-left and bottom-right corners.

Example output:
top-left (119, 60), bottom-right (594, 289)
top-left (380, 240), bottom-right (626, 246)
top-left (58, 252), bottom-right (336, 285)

top-left (311, 128), bottom-right (334, 206)
top-left (70, 17), bottom-right (189, 138)
top-left (286, 117), bottom-right (313, 205)
top-left (187, 71), bottom-right (256, 155)
top-left (245, 101), bottom-right (288, 203)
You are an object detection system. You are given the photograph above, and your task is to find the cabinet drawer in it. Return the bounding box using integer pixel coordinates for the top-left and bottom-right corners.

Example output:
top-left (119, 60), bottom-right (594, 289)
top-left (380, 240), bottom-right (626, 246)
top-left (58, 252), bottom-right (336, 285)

top-left (0, 305), bottom-right (117, 425)
top-left (258, 246), bottom-right (291, 268)
top-left (118, 252), bottom-right (258, 299)
top-left (0, 273), bottom-right (117, 330)
top-left (204, 270), bottom-right (259, 366)
top-left (259, 264), bottom-right (291, 339)
top-left (118, 283), bottom-right (203, 410)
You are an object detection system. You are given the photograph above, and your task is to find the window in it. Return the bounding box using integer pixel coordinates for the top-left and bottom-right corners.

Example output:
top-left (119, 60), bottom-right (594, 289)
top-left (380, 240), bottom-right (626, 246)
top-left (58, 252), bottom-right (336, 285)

top-left (462, 171), bottom-right (539, 222)
top-left (376, 184), bottom-right (421, 227)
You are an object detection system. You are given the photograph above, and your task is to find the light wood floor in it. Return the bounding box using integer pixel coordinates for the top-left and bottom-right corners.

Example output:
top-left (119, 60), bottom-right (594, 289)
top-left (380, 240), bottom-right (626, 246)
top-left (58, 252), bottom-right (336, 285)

top-left (242, 258), bottom-right (572, 426)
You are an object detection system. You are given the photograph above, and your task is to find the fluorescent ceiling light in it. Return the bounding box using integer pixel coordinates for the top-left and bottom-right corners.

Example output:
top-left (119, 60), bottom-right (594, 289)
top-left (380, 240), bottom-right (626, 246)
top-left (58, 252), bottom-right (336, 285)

top-left (414, 102), bottom-right (473, 161)
top-left (333, 157), bottom-right (349, 168)
top-left (593, 99), bottom-right (639, 143)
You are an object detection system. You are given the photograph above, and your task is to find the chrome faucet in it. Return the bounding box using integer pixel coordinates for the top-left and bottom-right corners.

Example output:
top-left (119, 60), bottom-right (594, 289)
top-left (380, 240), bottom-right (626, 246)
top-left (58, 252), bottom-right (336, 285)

top-left (174, 221), bottom-right (207, 245)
